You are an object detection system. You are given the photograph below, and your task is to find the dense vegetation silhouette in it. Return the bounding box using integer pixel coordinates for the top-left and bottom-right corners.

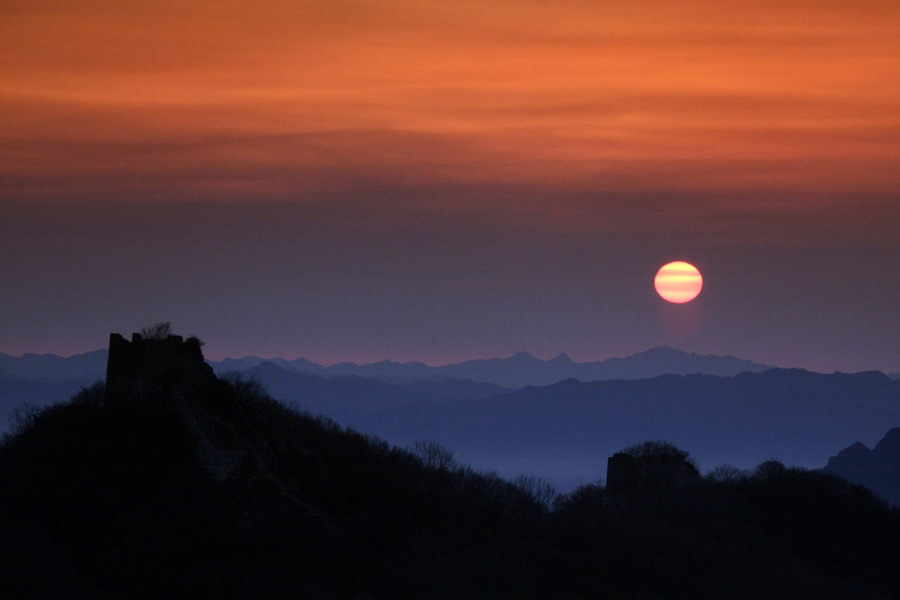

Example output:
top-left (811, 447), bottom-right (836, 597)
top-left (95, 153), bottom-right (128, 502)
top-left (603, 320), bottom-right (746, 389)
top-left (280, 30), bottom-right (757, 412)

top-left (1, 332), bottom-right (898, 598)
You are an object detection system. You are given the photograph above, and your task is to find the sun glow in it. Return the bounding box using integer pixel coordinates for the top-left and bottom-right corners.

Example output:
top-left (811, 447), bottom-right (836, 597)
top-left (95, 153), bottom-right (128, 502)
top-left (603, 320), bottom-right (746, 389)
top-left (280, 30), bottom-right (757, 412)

top-left (654, 261), bottom-right (703, 304)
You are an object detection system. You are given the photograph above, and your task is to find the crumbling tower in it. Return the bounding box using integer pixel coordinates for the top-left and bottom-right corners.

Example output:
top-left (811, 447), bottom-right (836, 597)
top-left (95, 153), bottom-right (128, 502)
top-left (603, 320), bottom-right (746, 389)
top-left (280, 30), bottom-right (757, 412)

top-left (105, 332), bottom-right (216, 403)
top-left (606, 447), bottom-right (700, 496)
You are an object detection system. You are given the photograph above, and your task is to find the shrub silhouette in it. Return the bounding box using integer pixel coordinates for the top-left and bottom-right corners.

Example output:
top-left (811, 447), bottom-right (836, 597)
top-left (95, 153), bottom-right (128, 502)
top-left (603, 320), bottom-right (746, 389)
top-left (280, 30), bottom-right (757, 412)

top-left (411, 440), bottom-right (457, 470)
top-left (621, 439), bottom-right (698, 468)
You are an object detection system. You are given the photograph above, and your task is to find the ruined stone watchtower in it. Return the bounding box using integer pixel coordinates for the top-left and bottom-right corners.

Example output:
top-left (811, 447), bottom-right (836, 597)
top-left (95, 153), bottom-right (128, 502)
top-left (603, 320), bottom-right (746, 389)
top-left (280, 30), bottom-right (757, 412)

top-left (105, 332), bottom-right (216, 403)
top-left (606, 441), bottom-right (700, 497)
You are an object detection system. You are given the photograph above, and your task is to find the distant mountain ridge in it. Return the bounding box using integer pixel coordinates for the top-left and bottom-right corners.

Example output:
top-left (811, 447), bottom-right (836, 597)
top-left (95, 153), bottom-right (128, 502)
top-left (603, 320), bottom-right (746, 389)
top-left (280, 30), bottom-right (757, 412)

top-left (211, 345), bottom-right (774, 388)
top-left (0, 346), bottom-right (825, 389)
top-left (823, 427), bottom-right (900, 506)
top-left (0, 350), bottom-right (107, 381)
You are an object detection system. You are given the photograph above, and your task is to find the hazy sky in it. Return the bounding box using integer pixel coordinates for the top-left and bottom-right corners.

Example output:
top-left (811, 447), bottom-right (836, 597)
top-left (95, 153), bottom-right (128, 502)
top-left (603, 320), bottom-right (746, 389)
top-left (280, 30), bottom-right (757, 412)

top-left (2, 0), bottom-right (898, 372)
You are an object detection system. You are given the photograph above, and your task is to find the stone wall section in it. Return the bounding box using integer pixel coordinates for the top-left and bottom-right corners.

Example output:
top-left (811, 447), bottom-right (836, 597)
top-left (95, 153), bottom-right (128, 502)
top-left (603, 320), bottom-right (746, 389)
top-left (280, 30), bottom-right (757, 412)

top-left (607, 451), bottom-right (700, 496)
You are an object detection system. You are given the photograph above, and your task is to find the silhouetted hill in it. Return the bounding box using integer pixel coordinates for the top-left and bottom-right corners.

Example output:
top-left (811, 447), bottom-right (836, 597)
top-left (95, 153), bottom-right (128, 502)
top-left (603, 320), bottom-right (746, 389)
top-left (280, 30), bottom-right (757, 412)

top-left (2, 334), bottom-right (899, 599)
top-left (210, 346), bottom-right (774, 387)
top-left (823, 427), bottom-right (900, 506)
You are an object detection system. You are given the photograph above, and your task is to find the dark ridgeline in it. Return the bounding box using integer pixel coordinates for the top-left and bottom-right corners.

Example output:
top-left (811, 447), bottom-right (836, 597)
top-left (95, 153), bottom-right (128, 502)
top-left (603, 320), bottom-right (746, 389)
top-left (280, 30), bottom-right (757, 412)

top-left (212, 345), bottom-right (774, 388)
top-left (0, 344), bottom-right (773, 389)
top-left (1, 330), bottom-right (899, 599)
top-left (823, 427), bottom-right (900, 506)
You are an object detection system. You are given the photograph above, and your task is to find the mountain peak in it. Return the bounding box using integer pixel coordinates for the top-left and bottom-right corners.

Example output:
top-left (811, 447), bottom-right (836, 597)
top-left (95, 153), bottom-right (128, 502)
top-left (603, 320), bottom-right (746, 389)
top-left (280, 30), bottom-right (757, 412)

top-left (549, 352), bottom-right (574, 363)
top-left (874, 427), bottom-right (900, 455)
top-left (832, 441), bottom-right (872, 461)
top-left (632, 346), bottom-right (685, 358)
top-left (254, 360), bottom-right (287, 373)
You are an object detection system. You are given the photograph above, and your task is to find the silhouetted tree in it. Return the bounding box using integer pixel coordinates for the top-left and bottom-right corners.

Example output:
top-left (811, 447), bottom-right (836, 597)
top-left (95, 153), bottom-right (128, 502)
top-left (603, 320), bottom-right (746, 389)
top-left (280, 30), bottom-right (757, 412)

top-left (753, 459), bottom-right (787, 479)
top-left (140, 322), bottom-right (173, 340)
top-left (706, 463), bottom-right (749, 483)
top-left (411, 440), bottom-right (457, 470)
top-left (514, 474), bottom-right (558, 511)
top-left (70, 382), bottom-right (105, 408)
top-left (8, 402), bottom-right (40, 437)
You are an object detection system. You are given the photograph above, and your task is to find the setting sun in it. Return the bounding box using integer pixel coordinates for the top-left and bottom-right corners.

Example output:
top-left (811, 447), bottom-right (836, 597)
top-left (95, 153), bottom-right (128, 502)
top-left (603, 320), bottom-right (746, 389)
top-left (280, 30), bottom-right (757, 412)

top-left (654, 261), bottom-right (703, 304)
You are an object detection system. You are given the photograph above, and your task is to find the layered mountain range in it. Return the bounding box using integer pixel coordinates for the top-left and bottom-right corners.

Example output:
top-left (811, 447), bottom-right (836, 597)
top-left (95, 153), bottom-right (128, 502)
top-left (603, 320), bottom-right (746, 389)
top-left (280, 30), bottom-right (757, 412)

top-left (2, 345), bottom-right (898, 498)
top-left (0, 345), bottom-right (772, 386)
top-left (212, 345), bottom-right (773, 387)
top-left (0, 345), bottom-right (770, 433)
top-left (234, 362), bottom-right (900, 491)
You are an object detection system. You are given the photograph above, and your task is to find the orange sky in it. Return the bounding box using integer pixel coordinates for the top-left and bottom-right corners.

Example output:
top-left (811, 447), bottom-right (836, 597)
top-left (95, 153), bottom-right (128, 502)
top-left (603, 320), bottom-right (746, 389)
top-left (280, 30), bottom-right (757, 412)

top-left (2, 0), bottom-right (899, 371)
top-left (3, 0), bottom-right (898, 214)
